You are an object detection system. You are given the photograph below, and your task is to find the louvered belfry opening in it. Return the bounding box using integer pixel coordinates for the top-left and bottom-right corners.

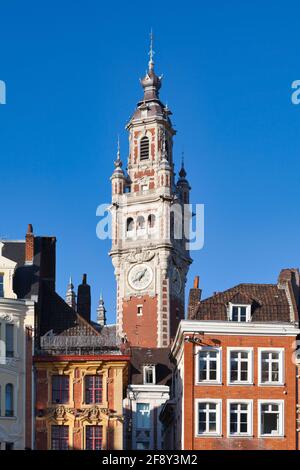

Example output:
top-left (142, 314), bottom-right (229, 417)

top-left (140, 136), bottom-right (150, 160)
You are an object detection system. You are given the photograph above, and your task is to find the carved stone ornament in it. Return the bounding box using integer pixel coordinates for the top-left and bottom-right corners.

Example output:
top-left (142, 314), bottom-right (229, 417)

top-left (0, 313), bottom-right (14, 323)
top-left (126, 249), bottom-right (155, 264)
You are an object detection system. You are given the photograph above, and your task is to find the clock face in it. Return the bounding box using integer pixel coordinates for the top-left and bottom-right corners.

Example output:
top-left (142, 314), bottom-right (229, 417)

top-left (172, 267), bottom-right (182, 294)
top-left (128, 263), bottom-right (153, 291)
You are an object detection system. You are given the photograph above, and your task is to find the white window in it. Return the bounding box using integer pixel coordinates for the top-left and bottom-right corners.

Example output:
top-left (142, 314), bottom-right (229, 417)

top-left (136, 403), bottom-right (151, 429)
top-left (137, 305), bottom-right (143, 316)
top-left (258, 349), bottom-right (284, 385)
top-left (228, 348), bottom-right (253, 384)
top-left (228, 400), bottom-right (252, 437)
top-left (195, 400), bottom-right (222, 436)
top-left (143, 365), bottom-right (156, 385)
top-left (196, 347), bottom-right (221, 384)
top-left (258, 401), bottom-right (284, 437)
top-left (229, 304), bottom-right (251, 322)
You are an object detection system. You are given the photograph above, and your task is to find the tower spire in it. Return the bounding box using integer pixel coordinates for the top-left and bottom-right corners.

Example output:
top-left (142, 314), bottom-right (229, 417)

top-left (148, 29), bottom-right (155, 71)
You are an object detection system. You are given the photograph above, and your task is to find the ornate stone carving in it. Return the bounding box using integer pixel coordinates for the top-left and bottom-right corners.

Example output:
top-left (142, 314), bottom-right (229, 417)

top-left (0, 313), bottom-right (14, 322)
top-left (126, 249), bottom-right (155, 264)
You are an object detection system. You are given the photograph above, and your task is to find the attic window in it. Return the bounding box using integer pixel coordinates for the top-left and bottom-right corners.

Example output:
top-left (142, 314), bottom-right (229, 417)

top-left (140, 136), bottom-right (150, 160)
top-left (229, 304), bottom-right (251, 322)
top-left (143, 365), bottom-right (156, 385)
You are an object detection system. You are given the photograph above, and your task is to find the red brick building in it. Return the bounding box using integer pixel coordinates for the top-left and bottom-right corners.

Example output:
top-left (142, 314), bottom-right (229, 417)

top-left (167, 269), bottom-right (300, 450)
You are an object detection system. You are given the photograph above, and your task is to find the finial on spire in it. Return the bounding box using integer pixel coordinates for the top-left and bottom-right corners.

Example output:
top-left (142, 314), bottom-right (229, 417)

top-left (179, 151), bottom-right (187, 178)
top-left (114, 135), bottom-right (123, 169)
top-left (148, 29), bottom-right (155, 71)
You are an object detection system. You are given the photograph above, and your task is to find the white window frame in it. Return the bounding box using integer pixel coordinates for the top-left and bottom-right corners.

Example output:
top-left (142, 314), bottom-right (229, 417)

top-left (195, 399), bottom-right (222, 437)
top-left (143, 365), bottom-right (156, 385)
top-left (258, 400), bottom-right (284, 438)
top-left (195, 346), bottom-right (222, 385)
top-left (258, 348), bottom-right (284, 386)
top-left (137, 305), bottom-right (143, 317)
top-left (227, 399), bottom-right (253, 437)
top-left (227, 347), bottom-right (253, 385)
top-left (228, 303), bottom-right (251, 322)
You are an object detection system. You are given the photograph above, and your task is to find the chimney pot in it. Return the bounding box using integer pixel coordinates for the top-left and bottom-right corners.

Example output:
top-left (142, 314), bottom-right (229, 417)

top-left (194, 276), bottom-right (200, 289)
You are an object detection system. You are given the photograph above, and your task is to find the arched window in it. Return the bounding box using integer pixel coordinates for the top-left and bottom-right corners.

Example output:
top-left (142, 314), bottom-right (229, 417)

top-left (137, 216), bottom-right (145, 230)
top-left (148, 214), bottom-right (156, 229)
top-left (126, 218), bottom-right (134, 232)
top-left (140, 136), bottom-right (150, 160)
top-left (5, 383), bottom-right (13, 417)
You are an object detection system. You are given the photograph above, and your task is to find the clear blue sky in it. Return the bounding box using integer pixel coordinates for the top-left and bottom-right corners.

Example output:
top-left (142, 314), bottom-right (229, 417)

top-left (1, 1), bottom-right (300, 323)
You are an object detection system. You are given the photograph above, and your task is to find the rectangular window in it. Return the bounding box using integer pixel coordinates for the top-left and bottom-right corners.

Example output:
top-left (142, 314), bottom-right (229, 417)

top-left (259, 401), bottom-right (284, 437)
top-left (229, 304), bottom-right (251, 322)
top-left (85, 375), bottom-right (103, 404)
top-left (51, 425), bottom-right (69, 450)
top-left (229, 349), bottom-right (252, 384)
top-left (196, 400), bottom-right (221, 436)
top-left (228, 401), bottom-right (252, 436)
top-left (52, 375), bottom-right (69, 404)
top-left (197, 348), bottom-right (221, 383)
top-left (136, 403), bottom-right (151, 429)
top-left (259, 349), bottom-right (284, 385)
top-left (137, 305), bottom-right (143, 316)
top-left (86, 426), bottom-right (103, 450)
top-left (5, 324), bottom-right (14, 358)
top-left (0, 275), bottom-right (4, 297)
top-left (143, 366), bottom-right (155, 384)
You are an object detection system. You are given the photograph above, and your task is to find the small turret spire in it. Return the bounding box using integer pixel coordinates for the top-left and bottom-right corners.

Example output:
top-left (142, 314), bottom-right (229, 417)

top-left (65, 276), bottom-right (77, 311)
top-left (97, 293), bottom-right (107, 327)
top-left (179, 151), bottom-right (187, 178)
top-left (114, 135), bottom-right (123, 169)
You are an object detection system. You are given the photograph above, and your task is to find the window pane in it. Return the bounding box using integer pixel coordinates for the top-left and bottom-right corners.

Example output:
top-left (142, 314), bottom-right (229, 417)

top-left (137, 403), bottom-right (150, 429)
top-left (51, 425), bottom-right (69, 450)
top-left (5, 384), bottom-right (13, 417)
top-left (52, 375), bottom-right (69, 404)
top-left (85, 376), bottom-right (103, 404)
top-left (262, 409), bottom-right (279, 435)
top-left (232, 307), bottom-right (239, 321)
top-left (0, 275), bottom-right (4, 298)
top-left (86, 426), bottom-right (103, 450)
top-left (5, 324), bottom-right (14, 357)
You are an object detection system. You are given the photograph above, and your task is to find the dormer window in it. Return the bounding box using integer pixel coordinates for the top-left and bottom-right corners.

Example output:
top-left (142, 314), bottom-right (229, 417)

top-left (143, 365), bottom-right (156, 385)
top-left (140, 136), bottom-right (150, 160)
top-left (0, 274), bottom-right (4, 297)
top-left (229, 304), bottom-right (251, 322)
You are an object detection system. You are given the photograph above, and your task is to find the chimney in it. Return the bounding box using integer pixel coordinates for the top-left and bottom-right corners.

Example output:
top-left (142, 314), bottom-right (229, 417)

top-left (77, 274), bottom-right (91, 322)
top-left (188, 275), bottom-right (202, 319)
top-left (25, 224), bottom-right (34, 265)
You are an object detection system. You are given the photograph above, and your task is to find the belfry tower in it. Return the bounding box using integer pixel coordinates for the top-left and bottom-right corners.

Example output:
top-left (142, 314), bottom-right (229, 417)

top-left (110, 34), bottom-right (192, 347)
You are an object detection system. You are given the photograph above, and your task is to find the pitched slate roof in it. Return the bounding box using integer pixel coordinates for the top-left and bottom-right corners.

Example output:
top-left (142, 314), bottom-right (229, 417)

top-left (192, 283), bottom-right (292, 323)
top-left (130, 348), bottom-right (172, 386)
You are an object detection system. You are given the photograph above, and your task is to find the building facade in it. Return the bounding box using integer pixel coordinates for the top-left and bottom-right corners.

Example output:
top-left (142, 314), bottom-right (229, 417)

top-left (109, 41), bottom-right (192, 348)
top-left (124, 348), bottom-right (171, 450)
top-left (168, 270), bottom-right (300, 450)
top-left (34, 353), bottom-right (129, 450)
top-left (0, 228), bottom-right (40, 450)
